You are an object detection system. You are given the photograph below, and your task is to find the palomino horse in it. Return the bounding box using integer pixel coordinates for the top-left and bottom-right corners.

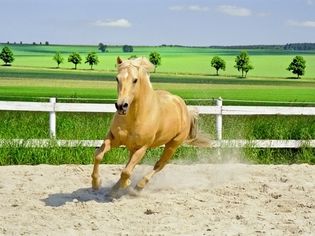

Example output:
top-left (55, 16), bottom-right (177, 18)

top-left (91, 57), bottom-right (209, 191)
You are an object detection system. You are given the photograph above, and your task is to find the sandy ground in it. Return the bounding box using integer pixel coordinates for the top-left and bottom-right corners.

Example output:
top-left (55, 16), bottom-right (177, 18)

top-left (0, 163), bottom-right (314, 236)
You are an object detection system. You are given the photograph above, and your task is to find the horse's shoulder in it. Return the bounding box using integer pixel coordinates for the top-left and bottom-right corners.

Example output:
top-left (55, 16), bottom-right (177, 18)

top-left (155, 90), bottom-right (172, 96)
top-left (155, 90), bottom-right (180, 101)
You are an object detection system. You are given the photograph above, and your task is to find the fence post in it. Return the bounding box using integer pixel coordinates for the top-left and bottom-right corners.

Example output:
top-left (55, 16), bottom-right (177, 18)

top-left (49, 97), bottom-right (56, 138)
top-left (216, 97), bottom-right (223, 140)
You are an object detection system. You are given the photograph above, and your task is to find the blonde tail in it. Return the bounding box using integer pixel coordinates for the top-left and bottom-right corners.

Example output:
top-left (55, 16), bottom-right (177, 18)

top-left (185, 107), bottom-right (211, 147)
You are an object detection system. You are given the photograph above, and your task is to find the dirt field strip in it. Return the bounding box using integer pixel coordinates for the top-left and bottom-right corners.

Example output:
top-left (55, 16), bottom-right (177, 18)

top-left (0, 164), bottom-right (314, 235)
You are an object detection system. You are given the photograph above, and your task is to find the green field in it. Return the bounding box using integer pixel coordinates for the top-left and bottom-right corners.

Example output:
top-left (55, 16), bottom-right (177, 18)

top-left (1, 44), bottom-right (315, 105)
top-left (0, 67), bottom-right (315, 105)
top-left (0, 110), bottom-right (314, 165)
top-left (2, 44), bottom-right (315, 78)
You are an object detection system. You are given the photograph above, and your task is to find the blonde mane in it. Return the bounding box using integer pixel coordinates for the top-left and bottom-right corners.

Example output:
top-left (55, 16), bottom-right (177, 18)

top-left (117, 57), bottom-right (155, 72)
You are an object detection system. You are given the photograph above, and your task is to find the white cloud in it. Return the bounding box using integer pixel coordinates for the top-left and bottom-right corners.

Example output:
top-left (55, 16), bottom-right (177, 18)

top-left (169, 5), bottom-right (185, 11)
top-left (169, 5), bottom-right (208, 12)
top-left (187, 5), bottom-right (209, 11)
top-left (217, 5), bottom-right (252, 17)
top-left (93, 19), bottom-right (131, 28)
top-left (288, 20), bottom-right (315, 27)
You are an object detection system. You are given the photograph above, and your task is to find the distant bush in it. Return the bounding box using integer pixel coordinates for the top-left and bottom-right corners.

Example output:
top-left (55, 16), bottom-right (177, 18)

top-left (53, 52), bottom-right (64, 68)
top-left (85, 52), bottom-right (99, 70)
top-left (149, 51), bottom-right (161, 73)
top-left (98, 43), bottom-right (107, 53)
top-left (287, 56), bottom-right (306, 79)
top-left (0, 46), bottom-right (15, 66)
top-left (234, 51), bottom-right (254, 78)
top-left (122, 45), bottom-right (133, 53)
top-left (68, 52), bottom-right (82, 70)
top-left (211, 56), bottom-right (226, 76)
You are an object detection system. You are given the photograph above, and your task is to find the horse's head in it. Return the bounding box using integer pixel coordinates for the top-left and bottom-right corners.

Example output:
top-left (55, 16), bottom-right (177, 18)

top-left (115, 57), bottom-right (154, 115)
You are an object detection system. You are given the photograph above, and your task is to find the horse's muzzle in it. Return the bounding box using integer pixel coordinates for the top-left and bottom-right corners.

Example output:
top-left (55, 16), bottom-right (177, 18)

top-left (115, 102), bottom-right (129, 115)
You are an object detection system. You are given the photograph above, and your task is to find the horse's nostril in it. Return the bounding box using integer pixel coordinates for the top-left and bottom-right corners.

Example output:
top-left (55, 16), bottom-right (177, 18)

top-left (123, 103), bottom-right (128, 109)
top-left (115, 102), bottom-right (119, 110)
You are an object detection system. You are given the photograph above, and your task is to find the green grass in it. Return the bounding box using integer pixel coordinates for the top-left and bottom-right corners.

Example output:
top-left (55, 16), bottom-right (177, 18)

top-left (0, 67), bottom-right (314, 105)
top-left (0, 111), bottom-right (314, 165)
top-left (2, 44), bottom-right (315, 78)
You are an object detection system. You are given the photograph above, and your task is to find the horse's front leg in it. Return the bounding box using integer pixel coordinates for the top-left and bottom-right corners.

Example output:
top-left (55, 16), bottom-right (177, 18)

top-left (91, 134), bottom-right (115, 190)
top-left (113, 146), bottom-right (147, 189)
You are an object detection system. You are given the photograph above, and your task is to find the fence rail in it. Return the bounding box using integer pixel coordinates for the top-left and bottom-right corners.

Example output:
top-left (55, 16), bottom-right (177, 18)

top-left (0, 97), bottom-right (314, 148)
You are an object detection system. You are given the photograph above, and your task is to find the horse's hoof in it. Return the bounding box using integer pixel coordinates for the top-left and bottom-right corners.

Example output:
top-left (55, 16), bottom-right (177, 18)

top-left (135, 178), bottom-right (149, 191)
top-left (120, 178), bottom-right (131, 189)
top-left (112, 178), bottom-right (131, 191)
top-left (135, 184), bottom-right (144, 192)
top-left (92, 178), bottom-right (102, 190)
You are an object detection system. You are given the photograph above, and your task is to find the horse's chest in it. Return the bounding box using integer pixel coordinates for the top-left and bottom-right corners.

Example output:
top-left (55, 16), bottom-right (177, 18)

top-left (117, 128), bottom-right (128, 143)
top-left (114, 126), bottom-right (142, 144)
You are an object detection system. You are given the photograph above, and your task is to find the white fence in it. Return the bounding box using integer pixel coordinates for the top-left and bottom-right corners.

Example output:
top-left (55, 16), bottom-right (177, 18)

top-left (0, 97), bottom-right (315, 148)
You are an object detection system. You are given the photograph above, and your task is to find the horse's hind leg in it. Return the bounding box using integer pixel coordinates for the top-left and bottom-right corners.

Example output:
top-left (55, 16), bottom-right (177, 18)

top-left (136, 141), bottom-right (180, 190)
top-left (91, 133), bottom-right (115, 190)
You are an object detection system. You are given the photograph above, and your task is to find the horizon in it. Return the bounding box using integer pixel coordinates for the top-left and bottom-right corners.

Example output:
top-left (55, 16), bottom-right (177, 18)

top-left (1, 42), bottom-right (315, 48)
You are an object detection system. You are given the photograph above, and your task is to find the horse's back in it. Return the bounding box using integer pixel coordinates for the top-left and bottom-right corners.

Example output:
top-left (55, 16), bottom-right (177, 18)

top-left (155, 90), bottom-right (185, 105)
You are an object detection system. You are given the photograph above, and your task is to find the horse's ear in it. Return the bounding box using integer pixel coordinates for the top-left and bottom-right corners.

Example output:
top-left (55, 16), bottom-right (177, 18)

top-left (117, 56), bottom-right (123, 64)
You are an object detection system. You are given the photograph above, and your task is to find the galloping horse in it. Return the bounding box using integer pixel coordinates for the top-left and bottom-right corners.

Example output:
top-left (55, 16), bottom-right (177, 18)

top-left (91, 57), bottom-right (209, 191)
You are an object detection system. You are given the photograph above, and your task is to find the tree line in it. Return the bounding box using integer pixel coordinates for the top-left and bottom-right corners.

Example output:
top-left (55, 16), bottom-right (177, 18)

top-left (54, 52), bottom-right (99, 70)
top-left (98, 43), bottom-right (134, 53)
top-left (0, 46), bottom-right (307, 78)
top-left (53, 51), bottom-right (161, 70)
top-left (211, 51), bottom-right (254, 78)
top-left (283, 43), bottom-right (315, 51)
top-left (211, 51), bottom-right (306, 79)
top-left (0, 46), bottom-right (162, 71)
top-left (4, 42), bottom-right (315, 51)
top-left (165, 43), bottom-right (315, 51)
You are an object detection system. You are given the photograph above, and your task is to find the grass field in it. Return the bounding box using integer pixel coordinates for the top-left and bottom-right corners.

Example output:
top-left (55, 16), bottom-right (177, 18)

top-left (0, 68), bottom-right (315, 105)
top-left (2, 44), bottom-right (315, 78)
top-left (0, 111), bottom-right (314, 165)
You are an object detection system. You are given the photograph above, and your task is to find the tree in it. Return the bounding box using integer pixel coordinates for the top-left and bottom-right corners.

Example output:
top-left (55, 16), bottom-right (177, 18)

top-left (53, 52), bottom-right (64, 68)
top-left (234, 51), bottom-right (253, 78)
top-left (85, 52), bottom-right (99, 69)
top-left (98, 43), bottom-right (107, 53)
top-left (244, 64), bottom-right (254, 78)
top-left (287, 56), bottom-right (306, 79)
top-left (122, 45), bottom-right (133, 53)
top-left (68, 52), bottom-right (82, 69)
top-left (149, 51), bottom-right (161, 72)
top-left (0, 46), bottom-right (15, 66)
top-left (211, 56), bottom-right (226, 75)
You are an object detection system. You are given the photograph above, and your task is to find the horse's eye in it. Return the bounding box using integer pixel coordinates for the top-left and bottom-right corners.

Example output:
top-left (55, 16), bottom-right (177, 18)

top-left (115, 77), bottom-right (119, 83)
top-left (133, 78), bottom-right (138, 84)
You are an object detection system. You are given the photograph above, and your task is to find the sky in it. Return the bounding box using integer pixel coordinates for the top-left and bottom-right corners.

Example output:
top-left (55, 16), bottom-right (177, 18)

top-left (2, 0), bottom-right (315, 46)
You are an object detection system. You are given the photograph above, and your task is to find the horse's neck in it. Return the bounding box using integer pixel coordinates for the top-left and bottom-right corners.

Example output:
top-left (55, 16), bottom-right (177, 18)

top-left (129, 78), bottom-right (155, 119)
